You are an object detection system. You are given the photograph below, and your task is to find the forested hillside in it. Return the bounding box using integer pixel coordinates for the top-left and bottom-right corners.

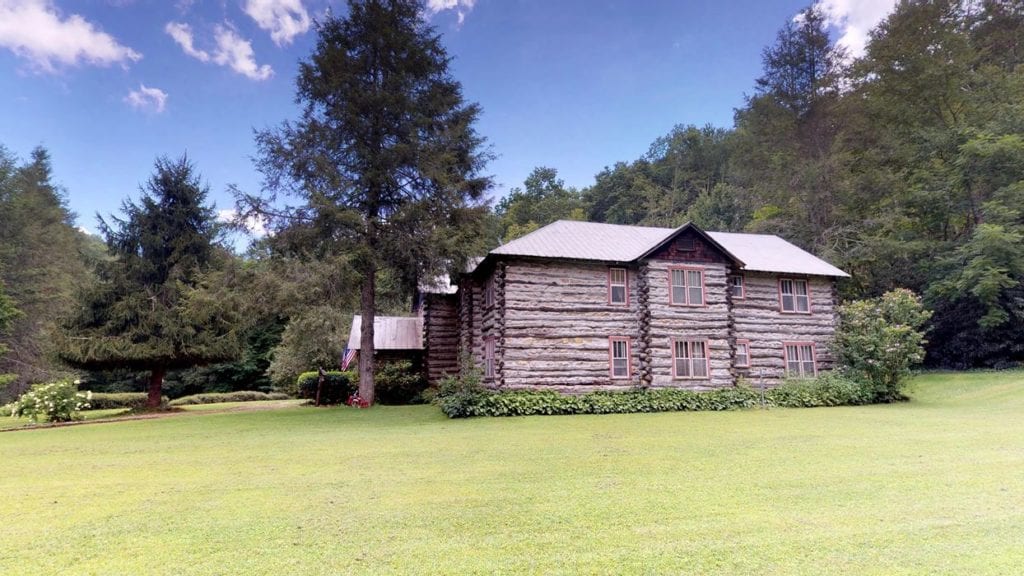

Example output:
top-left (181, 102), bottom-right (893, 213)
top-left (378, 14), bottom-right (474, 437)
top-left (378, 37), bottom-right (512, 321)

top-left (495, 0), bottom-right (1024, 369)
top-left (0, 0), bottom-right (1020, 401)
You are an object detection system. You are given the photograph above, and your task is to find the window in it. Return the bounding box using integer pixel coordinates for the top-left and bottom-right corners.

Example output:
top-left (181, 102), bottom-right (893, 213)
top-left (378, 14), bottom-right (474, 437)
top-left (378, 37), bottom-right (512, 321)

top-left (669, 267), bottom-right (704, 306)
top-left (673, 339), bottom-right (709, 379)
top-left (609, 337), bottom-right (631, 379)
top-left (784, 342), bottom-right (817, 378)
top-left (779, 278), bottom-right (810, 313)
top-left (608, 268), bottom-right (627, 305)
top-left (484, 278), bottom-right (495, 308)
top-left (484, 337), bottom-right (495, 379)
top-left (736, 340), bottom-right (750, 368)
top-left (728, 275), bottom-right (745, 299)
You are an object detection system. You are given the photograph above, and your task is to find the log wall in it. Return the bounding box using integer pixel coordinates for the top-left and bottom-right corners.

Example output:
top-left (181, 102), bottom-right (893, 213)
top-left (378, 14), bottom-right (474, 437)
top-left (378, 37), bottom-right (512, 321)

top-left (422, 294), bottom-right (459, 385)
top-left (732, 272), bottom-right (838, 386)
top-left (501, 261), bottom-right (641, 391)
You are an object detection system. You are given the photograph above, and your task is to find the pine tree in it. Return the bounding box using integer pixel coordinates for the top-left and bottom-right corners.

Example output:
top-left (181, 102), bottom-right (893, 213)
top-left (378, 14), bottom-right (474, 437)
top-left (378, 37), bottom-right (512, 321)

top-left (245, 0), bottom-right (491, 404)
top-left (58, 156), bottom-right (243, 408)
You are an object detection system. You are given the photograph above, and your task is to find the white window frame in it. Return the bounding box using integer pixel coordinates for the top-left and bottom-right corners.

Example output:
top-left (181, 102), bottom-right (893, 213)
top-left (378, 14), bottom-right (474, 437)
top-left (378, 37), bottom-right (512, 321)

top-left (484, 337), bottom-right (496, 379)
top-left (609, 337), bottom-right (631, 379)
top-left (608, 268), bottom-right (628, 305)
top-left (736, 340), bottom-right (750, 368)
top-left (779, 278), bottom-right (810, 313)
top-left (728, 275), bottom-right (745, 299)
top-left (672, 339), bottom-right (710, 379)
top-left (669, 267), bottom-right (705, 306)
top-left (484, 278), bottom-right (495, 309)
top-left (784, 342), bottom-right (817, 378)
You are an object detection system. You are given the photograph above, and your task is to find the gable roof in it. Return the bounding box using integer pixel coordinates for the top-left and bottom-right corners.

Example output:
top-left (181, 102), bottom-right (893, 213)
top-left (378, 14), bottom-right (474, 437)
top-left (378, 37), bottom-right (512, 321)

top-left (348, 315), bottom-right (423, 350)
top-left (486, 220), bottom-right (848, 278)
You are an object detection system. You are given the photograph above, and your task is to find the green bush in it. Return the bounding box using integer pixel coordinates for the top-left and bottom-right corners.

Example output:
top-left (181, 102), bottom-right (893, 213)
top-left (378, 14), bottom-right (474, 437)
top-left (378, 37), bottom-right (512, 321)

top-left (835, 288), bottom-right (932, 402)
top-left (0, 402), bottom-right (13, 417)
top-left (9, 381), bottom-right (91, 423)
top-left (296, 371), bottom-right (355, 405)
top-left (374, 360), bottom-right (427, 405)
top-left (168, 391), bottom-right (290, 406)
top-left (436, 372), bottom-right (873, 418)
top-left (88, 392), bottom-right (167, 410)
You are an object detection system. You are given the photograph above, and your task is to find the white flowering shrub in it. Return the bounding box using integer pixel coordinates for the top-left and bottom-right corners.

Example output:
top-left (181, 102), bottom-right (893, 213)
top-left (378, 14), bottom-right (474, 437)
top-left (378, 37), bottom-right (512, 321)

top-left (9, 381), bottom-right (91, 423)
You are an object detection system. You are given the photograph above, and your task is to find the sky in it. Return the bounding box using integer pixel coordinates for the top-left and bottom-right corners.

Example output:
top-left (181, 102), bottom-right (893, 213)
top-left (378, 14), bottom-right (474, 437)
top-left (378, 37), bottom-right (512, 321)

top-left (0, 0), bottom-right (898, 237)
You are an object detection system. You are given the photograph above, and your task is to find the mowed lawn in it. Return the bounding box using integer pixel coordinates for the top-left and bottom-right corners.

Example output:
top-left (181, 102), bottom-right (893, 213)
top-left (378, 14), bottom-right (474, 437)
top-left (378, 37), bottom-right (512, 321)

top-left (2, 373), bottom-right (1024, 575)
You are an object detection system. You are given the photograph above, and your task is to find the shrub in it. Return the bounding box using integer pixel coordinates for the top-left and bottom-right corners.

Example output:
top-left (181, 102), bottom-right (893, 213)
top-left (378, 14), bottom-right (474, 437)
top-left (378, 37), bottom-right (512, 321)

top-left (168, 391), bottom-right (290, 406)
top-left (9, 381), bottom-right (91, 423)
top-left (435, 372), bottom-right (874, 418)
top-left (0, 402), bottom-right (12, 417)
top-left (374, 360), bottom-right (427, 405)
top-left (296, 371), bottom-right (355, 405)
top-left (835, 289), bottom-right (932, 402)
top-left (88, 392), bottom-right (167, 410)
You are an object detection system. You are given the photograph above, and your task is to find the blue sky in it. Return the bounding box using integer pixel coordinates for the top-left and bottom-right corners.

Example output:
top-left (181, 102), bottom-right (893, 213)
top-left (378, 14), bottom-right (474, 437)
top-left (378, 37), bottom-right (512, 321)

top-left (0, 0), bottom-right (896, 236)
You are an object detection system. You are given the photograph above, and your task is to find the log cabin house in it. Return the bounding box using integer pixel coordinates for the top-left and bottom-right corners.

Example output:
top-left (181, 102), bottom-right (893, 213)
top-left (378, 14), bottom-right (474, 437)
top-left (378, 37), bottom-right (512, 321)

top-left (419, 220), bottom-right (849, 392)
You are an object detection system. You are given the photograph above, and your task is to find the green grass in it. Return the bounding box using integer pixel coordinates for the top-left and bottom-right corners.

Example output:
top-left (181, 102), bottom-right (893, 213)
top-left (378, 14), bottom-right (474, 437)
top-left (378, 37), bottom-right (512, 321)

top-left (2, 371), bottom-right (1024, 575)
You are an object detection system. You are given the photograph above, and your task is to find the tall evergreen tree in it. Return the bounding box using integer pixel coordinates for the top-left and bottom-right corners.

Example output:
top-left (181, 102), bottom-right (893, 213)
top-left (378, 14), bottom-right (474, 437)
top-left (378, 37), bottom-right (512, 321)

top-left (244, 0), bottom-right (491, 404)
top-left (58, 156), bottom-right (243, 408)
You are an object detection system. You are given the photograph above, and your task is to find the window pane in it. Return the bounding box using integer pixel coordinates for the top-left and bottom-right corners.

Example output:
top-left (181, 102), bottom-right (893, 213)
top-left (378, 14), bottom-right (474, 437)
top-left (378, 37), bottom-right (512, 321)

top-left (672, 286), bottom-right (685, 304)
top-left (675, 358), bottom-right (689, 377)
top-left (692, 342), bottom-right (706, 359)
top-left (611, 285), bottom-right (626, 303)
top-left (782, 294), bottom-right (794, 311)
top-left (797, 295), bottom-right (809, 312)
top-left (781, 280), bottom-right (793, 295)
top-left (687, 270), bottom-right (702, 288)
top-left (688, 286), bottom-right (703, 305)
top-left (610, 269), bottom-right (625, 284)
top-left (692, 358), bottom-right (707, 378)
top-left (613, 340), bottom-right (626, 359)
top-left (671, 270), bottom-right (685, 288)
top-left (795, 281), bottom-right (808, 296)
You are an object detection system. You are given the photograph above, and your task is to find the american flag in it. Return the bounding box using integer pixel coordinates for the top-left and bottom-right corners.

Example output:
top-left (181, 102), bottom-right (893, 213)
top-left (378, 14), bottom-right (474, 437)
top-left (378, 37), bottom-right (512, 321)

top-left (341, 347), bottom-right (357, 371)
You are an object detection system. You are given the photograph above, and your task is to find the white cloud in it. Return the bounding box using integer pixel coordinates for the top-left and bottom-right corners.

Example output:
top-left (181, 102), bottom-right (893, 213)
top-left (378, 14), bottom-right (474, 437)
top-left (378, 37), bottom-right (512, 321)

top-left (217, 208), bottom-right (268, 237)
top-left (815, 0), bottom-right (898, 58)
top-left (124, 84), bottom-right (167, 113)
top-left (425, 0), bottom-right (476, 26)
top-left (165, 21), bottom-right (209, 62)
top-left (242, 0), bottom-right (310, 46)
top-left (166, 21), bottom-right (273, 81)
top-left (0, 0), bottom-right (141, 72)
top-left (212, 25), bottom-right (273, 81)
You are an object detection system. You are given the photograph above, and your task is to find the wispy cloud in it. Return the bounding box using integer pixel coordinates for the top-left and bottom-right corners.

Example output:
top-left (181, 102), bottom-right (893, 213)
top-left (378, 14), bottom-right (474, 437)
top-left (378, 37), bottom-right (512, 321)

top-left (165, 21), bottom-right (209, 61)
top-left (0, 0), bottom-right (141, 72)
top-left (425, 0), bottom-right (476, 26)
top-left (217, 208), bottom-right (268, 237)
top-left (166, 21), bottom-right (273, 81)
top-left (242, 0), bottom-right (311, 46)
top-left (124, 84), bottom-right (167, 113)
top-left (815, 0), bottom-right (898, 58)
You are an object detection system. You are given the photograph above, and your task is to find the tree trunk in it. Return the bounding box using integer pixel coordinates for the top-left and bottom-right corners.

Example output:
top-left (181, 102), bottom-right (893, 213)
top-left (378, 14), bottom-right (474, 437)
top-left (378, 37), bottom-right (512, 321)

top-left (358, 260), bottom-right (376, 405)
top-left (147, 367), bottom-right (166, 409)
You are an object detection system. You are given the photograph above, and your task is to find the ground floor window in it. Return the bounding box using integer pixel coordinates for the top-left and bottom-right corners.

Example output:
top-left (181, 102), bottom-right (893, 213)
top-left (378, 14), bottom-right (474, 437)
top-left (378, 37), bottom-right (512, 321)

top-left (784, 342), bottom-right (817, 378)
top-left (673, 339), bottom-right (709, 379)
top-left (484, 337), bottom-right (495, 379)
top-left (609, 337), bottom-right (631, 379)
top-left (736, 340), bottom-right (750, 368)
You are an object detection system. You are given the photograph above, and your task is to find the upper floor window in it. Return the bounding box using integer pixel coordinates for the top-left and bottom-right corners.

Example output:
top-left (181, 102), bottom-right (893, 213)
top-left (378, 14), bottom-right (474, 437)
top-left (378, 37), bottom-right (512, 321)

top-left (736, 340), bottom-right (750, 368)
top-left (670, 267), bottom-right (704, 306)
top-left (608, 268), bottom-right (627, 305)
top-left (484, 278), bottom-right (495, 308)
top-left (728, 275), bottom-right (745, 299)
top-left (609, 337), bottom-right (631, 379)
top-left (484, 337), bottom-right (496, 379)
top-left (779, 278), bottom-right (810, 313)
top-left (673, 339), bottom-right (709, 379)
top-left (784, 342), bottom-right (817, 378)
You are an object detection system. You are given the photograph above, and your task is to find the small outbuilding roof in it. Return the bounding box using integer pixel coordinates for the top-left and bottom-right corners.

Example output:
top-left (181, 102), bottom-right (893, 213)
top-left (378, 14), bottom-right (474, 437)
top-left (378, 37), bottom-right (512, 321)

top-left (484, 220), bottom-right (849, 278)
top-left (347, 315), bottom-right (423, 350)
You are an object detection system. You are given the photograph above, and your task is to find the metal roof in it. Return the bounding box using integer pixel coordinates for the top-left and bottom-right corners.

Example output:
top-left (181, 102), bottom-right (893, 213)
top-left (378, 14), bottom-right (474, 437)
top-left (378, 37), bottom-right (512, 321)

top-left (347, 315), bottom-right (423, 350)
top-left (486, 220), bottom-right (849, 278)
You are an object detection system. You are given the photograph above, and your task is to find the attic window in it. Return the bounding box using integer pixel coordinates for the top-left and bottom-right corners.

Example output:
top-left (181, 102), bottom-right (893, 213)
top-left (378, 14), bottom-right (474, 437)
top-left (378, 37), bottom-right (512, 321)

top-left (676, 238), bottom-right (696, 251)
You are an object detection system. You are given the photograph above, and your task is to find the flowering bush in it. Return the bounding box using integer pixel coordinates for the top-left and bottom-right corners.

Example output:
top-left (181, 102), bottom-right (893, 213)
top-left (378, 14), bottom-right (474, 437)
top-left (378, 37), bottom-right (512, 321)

top-left (9, 381), bottom-right (91, 423)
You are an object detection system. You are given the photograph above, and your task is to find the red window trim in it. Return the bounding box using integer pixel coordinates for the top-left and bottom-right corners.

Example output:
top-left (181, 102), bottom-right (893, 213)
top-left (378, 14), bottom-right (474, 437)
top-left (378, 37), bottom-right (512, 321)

top-left (607, 267), bottom-right (629, 306)
top-left (484, 336), bottom-right (496, 379)
top-left (778, 277), bottom-right (812, 314)
top-left (667, 265), bottom-right (707, 307)
top-left (728, 274), bottom-right (745, 300)
top-left (608, 336), bottom-right (632, 380)
top-left (671, 338), bottom-right (711, 380)
top-left (735, 339), bottom-right (751, 368)
top-left (782, 341), bottom-right (818, 378)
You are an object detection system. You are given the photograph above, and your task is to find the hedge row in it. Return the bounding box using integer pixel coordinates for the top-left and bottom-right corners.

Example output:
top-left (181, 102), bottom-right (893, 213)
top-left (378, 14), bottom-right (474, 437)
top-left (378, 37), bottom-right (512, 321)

top-left (168, 391), bottom-right (291, 406)
top-left (296, 371), bottom-right (356, 405)
top-left (437, 373), bottom-right (873, 418)
top-left (88, 392), bottom-right (168, 410)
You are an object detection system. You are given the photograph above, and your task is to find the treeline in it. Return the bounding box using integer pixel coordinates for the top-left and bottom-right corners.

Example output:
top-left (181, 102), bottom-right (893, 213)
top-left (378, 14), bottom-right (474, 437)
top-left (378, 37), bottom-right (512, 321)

top-left (494, 0), bottom-right (1024, 368)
